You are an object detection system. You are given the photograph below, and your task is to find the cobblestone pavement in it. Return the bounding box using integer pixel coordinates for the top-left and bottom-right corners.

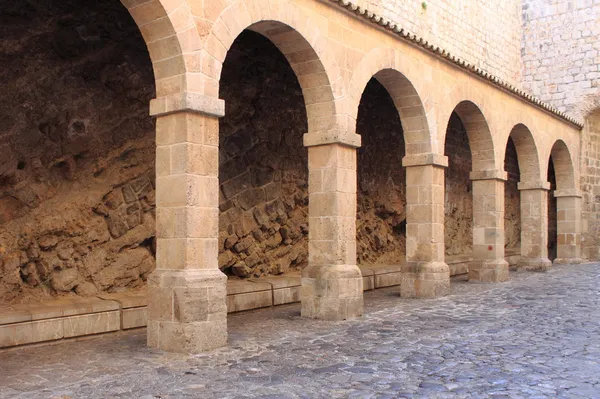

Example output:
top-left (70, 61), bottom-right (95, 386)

top-left (1, 263), bottom-right (600, 399)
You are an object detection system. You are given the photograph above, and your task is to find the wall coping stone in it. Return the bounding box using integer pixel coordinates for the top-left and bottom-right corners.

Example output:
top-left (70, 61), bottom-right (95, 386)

top-left (402, 153), bottom-right (449, 167)
top-left (325, 0), bottom-right (584, 129)
top-left (150, 92), bottom-right (225, 118)
top-left (518, 181), bottom-right (551, 191)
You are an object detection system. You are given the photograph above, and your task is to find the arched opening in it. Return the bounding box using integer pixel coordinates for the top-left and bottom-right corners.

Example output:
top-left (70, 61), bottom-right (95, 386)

top-left (547, 157), bottom-right (558, 261)
top-left (504, 137), bottom-right (521, 255)
top-left (218, 30), bottom-right (308, 279)
top-left (356, 77), bottom-right (406, 266)
top-left (548, 140), bottom-right (579, 264)
top-left (443, 112), bottom-right (473, 263)
top-left (445, 101), bottom-right (504, 282)
top-left (0, 0), bottom-right (156, 304)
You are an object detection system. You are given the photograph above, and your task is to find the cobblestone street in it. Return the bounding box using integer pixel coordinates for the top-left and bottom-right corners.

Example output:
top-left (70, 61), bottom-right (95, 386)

top-left (1, 263), bottom-right (599, 399)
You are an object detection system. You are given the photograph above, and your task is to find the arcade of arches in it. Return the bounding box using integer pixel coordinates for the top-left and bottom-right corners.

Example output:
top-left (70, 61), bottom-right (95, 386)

top-left (0, 0), bottom-right (590, 353)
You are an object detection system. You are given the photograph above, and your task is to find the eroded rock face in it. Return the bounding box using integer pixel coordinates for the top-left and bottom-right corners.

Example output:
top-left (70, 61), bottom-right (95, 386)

top-left (357, 79), bottom-right (407, 265)
top-left (445, 113), bottom-right (474, 256)
top-left (0, 0), bottom-right (155, 303)
top-left (218, 31), bottom-right (309, 278)
top-left (504, 137), bottom-right (521, 249)
top-left (548, 158), bottom-right (557, 260)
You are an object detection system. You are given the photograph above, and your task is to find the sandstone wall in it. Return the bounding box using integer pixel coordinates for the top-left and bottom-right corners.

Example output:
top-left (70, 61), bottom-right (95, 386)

top-left (350, 0), bottom-right (523, 85)
top-left (0, 0), bottom-right (156, 303)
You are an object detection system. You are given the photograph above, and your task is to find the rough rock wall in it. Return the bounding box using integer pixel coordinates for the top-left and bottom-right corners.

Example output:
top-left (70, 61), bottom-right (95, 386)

top-left (0, 0), bottom-right (156, 304)
top-left (218, 31), bottom-right (309, 278)
top-left (548, 158), bottom-right (557, 261)
top-left (444, 113), bottom-right (473, 256)
top-left (357, 79), bottom-right (406, 264)
top-left (504, 137), bottom-right (521, 249)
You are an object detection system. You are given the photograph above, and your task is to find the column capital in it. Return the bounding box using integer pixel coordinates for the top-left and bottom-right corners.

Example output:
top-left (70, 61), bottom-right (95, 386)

top-left (470, 170), bottom-right (507, 181)
top-left (303, 130), bottom-right (362, 148)
top-left (402, 153), bottom-right (448, 167)
top-left (150, 92), bottom-right (225, 118)
top-left (518, 181), bottom-right (551, 191)
top-left (554, 189), bottom-right (582, 198)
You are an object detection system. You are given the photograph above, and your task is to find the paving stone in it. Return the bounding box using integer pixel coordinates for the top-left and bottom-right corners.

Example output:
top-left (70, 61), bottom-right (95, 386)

top-left (1, 264), bottom-right (600, 398)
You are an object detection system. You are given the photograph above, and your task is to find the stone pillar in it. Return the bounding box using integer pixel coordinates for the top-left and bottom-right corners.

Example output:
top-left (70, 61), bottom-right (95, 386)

top-left (554, 190), bottom-right (584, 264)
top-left (301, 132), bottom-right (363, 321)
top-left (401, 154), bottom-right (450, 298)
top-left (147, 93), bottom-right (228, 353)
top-left (517, 181), bottom-right (552, 271)
top-left (469, 171), bottom-right (509, 282)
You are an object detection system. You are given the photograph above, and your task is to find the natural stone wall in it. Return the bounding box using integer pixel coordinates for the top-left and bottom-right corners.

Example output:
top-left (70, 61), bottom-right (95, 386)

top-left (0, 0), bottom-right (156, 303)
top-left (218, 31), bottom-right (309, 278)
top-left (582, 111), bottom-right (600, 259)
top-left (548, 158), bottom-right (558, 261)
top-left (357, 0), bottom-right (523, 85)
top-left (444, 113), bottom-right (473, 256)
top-left (357, 79), bottom-right (406, 264)
top-left (504, 137), bottom-right (522, 249)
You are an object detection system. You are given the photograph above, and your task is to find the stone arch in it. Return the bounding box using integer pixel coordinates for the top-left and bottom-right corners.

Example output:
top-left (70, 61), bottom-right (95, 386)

top-left (549, 140), bottom-right (577, 191)
top-left (347, 48), bottom-right (434, 155)
top-left (447, 101), bottom-right (496, 172)
top-left (204, 0), bottom-right (343, 134)
top-left (505, 124), bottom-right (542, 184)
top-left (121, 0), bottom-right (196, 97)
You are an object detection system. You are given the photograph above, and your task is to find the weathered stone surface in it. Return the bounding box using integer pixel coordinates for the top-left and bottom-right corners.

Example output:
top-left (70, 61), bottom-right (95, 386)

top-left (218, 31), bottom-right (309, 280)
top-left (357, 79), bottom-right (407, 266)
top-left (0, 0), bottom-right (156, 303)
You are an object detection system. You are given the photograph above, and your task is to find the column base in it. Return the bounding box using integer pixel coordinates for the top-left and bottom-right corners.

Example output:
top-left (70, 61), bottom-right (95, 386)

top-left (301, 264), bottom-right (363, 321)
top-left (553, 257), bottom-right (585, 265)
top-left (401, 261), bottom-right (450, 298)
top-left (147, 269), bottom-right (227, 353)
top-left (469, 259), bottom-right (509, 283)
top-left (516, 257), bottom-right (552, 272)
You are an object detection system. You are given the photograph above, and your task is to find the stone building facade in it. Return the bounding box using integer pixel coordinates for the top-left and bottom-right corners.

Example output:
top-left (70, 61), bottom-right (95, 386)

top-left (521, 0), bottom-right (600, 261)
top-left (0, 0), bottom-right (597, 353)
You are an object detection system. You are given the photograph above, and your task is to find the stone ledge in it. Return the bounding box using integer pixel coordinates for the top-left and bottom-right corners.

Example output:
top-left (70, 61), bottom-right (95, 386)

top-left (0, 252), bottom-right (524, 348)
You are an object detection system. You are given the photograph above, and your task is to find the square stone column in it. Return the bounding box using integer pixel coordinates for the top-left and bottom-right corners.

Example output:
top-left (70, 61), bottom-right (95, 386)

top-left (469, 171), bottom-right (509, 282)
top-left (554, 190), bottom-right (584, 264)
top-left (301, 133), bottom-right (363, 321)
top-left (517, 181), bottom-right (552, 271)
top-left (401, 154), bottom-right (450, 298)
top-left (147, 94), bottom-right (228, 353)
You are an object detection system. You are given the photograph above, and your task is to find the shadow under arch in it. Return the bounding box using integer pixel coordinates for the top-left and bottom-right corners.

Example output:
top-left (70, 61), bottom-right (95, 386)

top-left (449, 100), bottom-right (496, 173)
top-left (206, 1), bottom-right (343, 135)
top-left (347, 48), bottom-right (434, 155)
